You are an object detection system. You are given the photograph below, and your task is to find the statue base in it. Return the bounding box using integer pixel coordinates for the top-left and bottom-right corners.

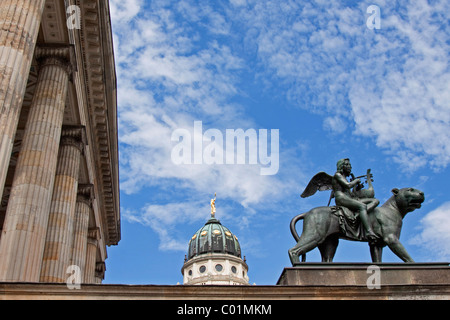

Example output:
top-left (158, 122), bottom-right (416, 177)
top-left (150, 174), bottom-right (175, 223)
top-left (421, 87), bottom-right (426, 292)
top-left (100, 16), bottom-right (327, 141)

top-left (277, 262), bottom-right (450, 286)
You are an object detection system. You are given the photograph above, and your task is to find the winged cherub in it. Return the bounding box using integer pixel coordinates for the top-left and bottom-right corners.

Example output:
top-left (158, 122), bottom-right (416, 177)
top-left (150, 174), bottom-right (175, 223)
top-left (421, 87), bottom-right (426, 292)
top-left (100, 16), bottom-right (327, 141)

top-left (301, 158), bottom-right (380, 243)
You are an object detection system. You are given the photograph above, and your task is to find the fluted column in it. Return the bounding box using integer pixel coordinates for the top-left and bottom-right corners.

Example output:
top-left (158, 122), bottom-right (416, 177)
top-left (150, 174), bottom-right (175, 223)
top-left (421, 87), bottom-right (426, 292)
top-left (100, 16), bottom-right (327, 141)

top-left (0, 46), bottom-right (73, 282)
top-left (40, 126), bottom-right (85, 283)
top-left (70, 184), bottom-right (93, 284)
top-left (0, 0), bottom-right (47, 199)
top-left (84, 228), bottom-right (99, 284)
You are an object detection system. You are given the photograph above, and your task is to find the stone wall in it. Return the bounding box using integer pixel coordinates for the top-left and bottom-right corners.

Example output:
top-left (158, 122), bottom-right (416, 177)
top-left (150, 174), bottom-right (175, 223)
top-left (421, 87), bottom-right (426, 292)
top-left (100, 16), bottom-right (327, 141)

top-left (0, 282), bottom-right (449, 300)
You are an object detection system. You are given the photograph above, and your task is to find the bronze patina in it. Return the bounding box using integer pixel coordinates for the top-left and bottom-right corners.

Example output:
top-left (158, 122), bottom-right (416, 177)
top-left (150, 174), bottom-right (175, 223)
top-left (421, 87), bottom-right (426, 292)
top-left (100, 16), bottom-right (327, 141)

top-left (289, 159), bottom-right (425, 265)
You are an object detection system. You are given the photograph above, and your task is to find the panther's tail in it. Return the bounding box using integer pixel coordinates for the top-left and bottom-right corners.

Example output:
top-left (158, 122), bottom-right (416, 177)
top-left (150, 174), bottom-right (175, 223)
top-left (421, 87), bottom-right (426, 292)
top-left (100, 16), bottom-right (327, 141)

top-left (290, 212), bottom-right (307, 242)
top-left (290, 212), bottom-right (308, 262)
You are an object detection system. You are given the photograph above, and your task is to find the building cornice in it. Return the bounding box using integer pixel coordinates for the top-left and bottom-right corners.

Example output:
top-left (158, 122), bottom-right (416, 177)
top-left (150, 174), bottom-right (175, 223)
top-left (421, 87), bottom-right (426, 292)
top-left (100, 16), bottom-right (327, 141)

top-left (78, 0), bottom-right (120, 245)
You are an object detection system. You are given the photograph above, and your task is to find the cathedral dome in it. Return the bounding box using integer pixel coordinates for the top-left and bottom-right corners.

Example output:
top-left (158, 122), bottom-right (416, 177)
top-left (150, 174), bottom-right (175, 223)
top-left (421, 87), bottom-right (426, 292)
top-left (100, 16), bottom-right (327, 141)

top-left (181, 194), bottom-right (249, 285)
top-left (187, 217), bottom-right (241, 260)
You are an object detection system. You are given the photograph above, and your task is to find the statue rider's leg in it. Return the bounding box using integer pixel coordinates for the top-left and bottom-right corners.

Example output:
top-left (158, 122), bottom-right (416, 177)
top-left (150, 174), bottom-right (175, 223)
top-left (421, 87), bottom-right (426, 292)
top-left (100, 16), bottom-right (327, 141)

top-left (361, 198), bottom-right (380, 213)
top-left (337, 197), bottom-right (379, 243)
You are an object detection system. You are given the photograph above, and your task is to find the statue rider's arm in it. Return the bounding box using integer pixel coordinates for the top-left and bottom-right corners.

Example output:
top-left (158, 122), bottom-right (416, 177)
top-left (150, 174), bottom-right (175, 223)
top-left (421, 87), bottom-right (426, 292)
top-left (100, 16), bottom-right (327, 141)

top-left (334, 172), bottom-right (360, 190)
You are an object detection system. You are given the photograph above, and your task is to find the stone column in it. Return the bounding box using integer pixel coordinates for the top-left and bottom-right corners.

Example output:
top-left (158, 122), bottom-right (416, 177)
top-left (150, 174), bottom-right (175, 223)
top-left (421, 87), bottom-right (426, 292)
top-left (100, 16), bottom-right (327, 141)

top-left (0, 46), bottom-right (73, 282)
top-left (84, 228), bottom-right (99, 284)
top-left (0, 0), bottom-right (47, 199)
top-left (70, 184), bottom-right (93, 284)
top-left (40, 126), bottom-right (85, 283)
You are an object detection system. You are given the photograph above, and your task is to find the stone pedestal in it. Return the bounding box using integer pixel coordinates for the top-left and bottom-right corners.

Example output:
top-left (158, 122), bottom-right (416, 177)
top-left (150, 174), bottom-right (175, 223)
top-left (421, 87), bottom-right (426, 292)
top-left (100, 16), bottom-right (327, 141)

top-left (277, 263), bottom-right (450, 286)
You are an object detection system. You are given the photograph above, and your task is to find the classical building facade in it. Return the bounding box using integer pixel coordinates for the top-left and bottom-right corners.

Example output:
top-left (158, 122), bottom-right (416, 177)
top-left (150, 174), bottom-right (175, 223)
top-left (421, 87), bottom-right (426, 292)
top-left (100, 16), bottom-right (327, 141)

top-left (0, 0), bottom-right (120, 283)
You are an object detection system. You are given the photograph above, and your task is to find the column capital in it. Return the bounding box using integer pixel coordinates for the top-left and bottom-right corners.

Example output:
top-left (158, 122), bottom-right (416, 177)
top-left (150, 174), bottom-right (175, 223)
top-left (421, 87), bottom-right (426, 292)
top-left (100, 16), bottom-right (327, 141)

top-left (77, 184), bottom-right (94, 207)
top-left (87, 228), bottom-right (100, 242)
top-left (60, 125), bottom-right (87, 152)
top-left (35, 45), bottom-right (77, 77)
top-left (95, 262), bottom-right (106, 281)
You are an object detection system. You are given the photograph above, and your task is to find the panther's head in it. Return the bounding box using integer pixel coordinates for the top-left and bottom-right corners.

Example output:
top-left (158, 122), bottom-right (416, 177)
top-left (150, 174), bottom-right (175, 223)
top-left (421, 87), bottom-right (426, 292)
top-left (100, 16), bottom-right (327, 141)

top-left (392, 187), bottom-right (425, 215)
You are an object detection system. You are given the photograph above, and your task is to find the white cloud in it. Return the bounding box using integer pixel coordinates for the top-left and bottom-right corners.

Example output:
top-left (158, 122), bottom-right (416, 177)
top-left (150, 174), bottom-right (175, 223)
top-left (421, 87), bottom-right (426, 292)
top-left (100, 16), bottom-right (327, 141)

top-left (233, 0), bottom-right (450, 171)
top-left (409, 202), bottom-right (450, 261)
top-left (111, 0), bottom-right (450, 252)
top-left (110, 0), bottom-right (143, 23)
top-left (124, 202), bottom-right (209, 251)
top-left (110, 0), bottom-right (304, 251)
top-left (323, 116), bottom-right (347, 133)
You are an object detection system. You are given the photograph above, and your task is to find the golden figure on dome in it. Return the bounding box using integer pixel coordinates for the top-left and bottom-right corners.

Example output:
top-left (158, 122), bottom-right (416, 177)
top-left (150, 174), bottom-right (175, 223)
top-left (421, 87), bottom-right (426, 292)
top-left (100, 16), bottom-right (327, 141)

top-left (210, 193), bottom-right (217, 218)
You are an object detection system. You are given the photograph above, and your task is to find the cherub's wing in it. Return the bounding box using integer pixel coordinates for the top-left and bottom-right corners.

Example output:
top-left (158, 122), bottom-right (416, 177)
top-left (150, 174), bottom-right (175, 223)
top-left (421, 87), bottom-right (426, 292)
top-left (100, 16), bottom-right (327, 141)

top-left (301, 172), bottom-right (333, 198)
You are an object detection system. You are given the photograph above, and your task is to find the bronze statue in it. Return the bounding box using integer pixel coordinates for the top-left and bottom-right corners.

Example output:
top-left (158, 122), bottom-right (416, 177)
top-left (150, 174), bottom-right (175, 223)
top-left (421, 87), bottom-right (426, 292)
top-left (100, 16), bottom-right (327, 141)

top-left (332, 159), bottom-right (380, 243)
top-left (301, 159), bottom-right (379, 240)
top-left (289, 160), bottom-right (425, 265)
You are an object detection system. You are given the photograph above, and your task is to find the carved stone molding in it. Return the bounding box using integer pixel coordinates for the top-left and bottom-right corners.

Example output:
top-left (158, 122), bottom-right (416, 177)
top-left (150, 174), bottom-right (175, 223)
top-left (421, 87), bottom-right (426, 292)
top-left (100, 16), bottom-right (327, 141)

top-left (77, 184), bottom-right (94, 207)
top-left (87, 227), bottom-right (100, 242)
top-left (60, 125), bottom-right (87, 152)
top-left (95, 262), bottom-right (106, 280)
top-left (35, 45), bottom-right (76, 77)
top-left (78, 0), bottom-right (120, 245)
top-left (40, 0), bottom-right (69, 44)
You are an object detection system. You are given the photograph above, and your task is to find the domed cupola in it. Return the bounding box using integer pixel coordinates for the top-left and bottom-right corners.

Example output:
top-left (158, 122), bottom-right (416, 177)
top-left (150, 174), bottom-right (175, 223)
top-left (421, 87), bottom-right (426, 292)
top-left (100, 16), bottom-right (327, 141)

top-left (181, 194), bottom-right (249, 285)
top-left (187, 216), bottom-right (241, 260)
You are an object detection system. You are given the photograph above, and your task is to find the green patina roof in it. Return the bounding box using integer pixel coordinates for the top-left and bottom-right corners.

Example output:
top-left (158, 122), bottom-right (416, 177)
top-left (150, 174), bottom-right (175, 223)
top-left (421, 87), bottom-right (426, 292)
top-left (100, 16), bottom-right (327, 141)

top-left (187, 217), bottom-right (241, 260)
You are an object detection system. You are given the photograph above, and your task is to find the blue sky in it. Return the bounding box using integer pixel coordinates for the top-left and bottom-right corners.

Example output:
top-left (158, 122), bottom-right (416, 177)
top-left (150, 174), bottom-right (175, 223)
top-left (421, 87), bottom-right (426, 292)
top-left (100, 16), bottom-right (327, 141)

top-left (103, 0), bottom-right (450, 285)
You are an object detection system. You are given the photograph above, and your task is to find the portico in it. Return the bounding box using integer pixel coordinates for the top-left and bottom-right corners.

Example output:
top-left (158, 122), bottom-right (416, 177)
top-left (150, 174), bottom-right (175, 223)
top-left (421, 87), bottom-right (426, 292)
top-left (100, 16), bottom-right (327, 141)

top-left (0, 0), bottom-right (120, 283)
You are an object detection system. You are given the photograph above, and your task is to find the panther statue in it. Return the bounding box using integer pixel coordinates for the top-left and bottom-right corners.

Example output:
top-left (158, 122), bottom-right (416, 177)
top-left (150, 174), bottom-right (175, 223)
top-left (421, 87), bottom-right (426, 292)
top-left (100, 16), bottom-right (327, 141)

top-left (288, 187), bottom-right (425, 265)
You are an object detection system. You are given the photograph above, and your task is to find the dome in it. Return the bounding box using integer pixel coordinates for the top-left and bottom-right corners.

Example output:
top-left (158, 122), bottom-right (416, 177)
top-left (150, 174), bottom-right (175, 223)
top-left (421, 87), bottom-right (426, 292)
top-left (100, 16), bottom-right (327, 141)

top-left (182, 194), bottom-right (249, 285)
top-left (187, 217), bottom-right (241, 260)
